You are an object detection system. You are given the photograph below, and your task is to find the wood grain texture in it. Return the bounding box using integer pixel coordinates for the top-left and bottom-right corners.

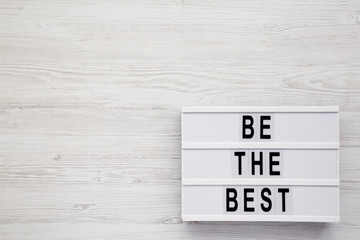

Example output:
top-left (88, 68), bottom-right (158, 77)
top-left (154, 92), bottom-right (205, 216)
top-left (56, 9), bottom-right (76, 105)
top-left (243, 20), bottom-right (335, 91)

top-left (0, 0), bottom-right (359, 239)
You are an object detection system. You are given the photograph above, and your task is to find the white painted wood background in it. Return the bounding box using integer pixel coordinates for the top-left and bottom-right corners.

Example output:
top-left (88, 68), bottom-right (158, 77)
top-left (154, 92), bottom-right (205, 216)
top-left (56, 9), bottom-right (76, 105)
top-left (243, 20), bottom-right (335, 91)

top-left (0, 0), bottom-right (359, 239)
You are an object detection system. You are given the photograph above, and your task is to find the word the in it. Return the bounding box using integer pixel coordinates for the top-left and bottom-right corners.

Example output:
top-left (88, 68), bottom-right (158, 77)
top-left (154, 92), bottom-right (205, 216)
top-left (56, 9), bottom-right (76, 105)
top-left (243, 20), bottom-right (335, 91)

top-left (233, 151), bottom-right (281, 176)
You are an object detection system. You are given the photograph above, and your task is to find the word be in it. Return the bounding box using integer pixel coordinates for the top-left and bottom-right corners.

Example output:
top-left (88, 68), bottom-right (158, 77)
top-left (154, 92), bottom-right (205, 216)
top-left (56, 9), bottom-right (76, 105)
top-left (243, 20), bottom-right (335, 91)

top-left (241, 115), bottom-right (272, 139)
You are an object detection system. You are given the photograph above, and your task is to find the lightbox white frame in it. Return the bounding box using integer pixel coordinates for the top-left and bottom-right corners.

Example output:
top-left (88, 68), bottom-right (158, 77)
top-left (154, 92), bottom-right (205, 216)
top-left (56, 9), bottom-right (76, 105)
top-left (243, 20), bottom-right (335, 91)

top-left (181, 106), bottom-right (340, 222)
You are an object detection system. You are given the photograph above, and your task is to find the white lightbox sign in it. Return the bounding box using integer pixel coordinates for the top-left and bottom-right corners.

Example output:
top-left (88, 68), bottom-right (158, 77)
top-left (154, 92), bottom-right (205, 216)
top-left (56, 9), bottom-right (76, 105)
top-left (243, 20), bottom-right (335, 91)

top-left (181, 106), bottom-right (339, 222)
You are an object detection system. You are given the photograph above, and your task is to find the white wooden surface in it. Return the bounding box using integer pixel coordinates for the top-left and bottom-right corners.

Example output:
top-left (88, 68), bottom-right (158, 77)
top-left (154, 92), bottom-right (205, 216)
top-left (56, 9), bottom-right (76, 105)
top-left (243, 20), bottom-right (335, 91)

top-left (0, 0), bottom-right (359, 239)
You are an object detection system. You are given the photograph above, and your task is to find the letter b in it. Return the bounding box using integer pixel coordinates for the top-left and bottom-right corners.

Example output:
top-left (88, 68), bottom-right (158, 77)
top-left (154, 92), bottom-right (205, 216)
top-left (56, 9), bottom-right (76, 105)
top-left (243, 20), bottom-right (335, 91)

top-left (242, 115), bottom-right (254, 139)
top-left (226, 188), bottom-right (238, 212)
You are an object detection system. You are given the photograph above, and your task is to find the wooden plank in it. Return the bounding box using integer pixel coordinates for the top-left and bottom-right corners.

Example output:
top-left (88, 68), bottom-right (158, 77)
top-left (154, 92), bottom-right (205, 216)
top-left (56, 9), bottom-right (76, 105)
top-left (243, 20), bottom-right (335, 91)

top-left (0, 0), bottom-right (360, 238)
